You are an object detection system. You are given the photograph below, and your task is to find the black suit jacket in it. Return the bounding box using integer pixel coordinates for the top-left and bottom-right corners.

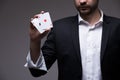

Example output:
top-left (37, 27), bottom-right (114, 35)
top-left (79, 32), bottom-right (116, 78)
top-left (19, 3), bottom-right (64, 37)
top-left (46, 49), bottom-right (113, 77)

top-left (29, 15), bottom-right (120, 80)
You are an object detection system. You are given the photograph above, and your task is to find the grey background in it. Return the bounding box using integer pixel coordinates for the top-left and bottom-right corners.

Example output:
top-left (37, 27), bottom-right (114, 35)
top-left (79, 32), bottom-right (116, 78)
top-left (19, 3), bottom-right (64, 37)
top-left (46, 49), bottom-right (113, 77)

top-left (0, 0), bottom-right (120, 80)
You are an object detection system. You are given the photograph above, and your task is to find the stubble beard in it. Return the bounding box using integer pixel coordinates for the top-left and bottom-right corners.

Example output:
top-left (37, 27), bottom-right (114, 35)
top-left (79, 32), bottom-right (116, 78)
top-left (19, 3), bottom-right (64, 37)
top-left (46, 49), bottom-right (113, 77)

top-left (77, 2), bottom-right (99, 16)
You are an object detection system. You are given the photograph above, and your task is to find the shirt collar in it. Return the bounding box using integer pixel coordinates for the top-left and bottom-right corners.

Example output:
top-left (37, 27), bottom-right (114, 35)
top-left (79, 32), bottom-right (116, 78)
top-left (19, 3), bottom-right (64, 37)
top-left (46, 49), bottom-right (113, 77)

top-left (78, 10), bottom-right (103, 25)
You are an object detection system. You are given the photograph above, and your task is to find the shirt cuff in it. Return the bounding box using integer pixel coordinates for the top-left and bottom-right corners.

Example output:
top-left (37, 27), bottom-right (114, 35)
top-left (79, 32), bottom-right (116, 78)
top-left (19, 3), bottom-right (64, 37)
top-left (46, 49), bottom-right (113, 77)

top-left (24, 51), bottom-right (47, 71)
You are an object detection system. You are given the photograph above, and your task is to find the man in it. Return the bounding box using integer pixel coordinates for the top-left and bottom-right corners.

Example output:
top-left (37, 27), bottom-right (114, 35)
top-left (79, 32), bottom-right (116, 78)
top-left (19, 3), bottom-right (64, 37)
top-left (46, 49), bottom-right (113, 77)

top-left (25, 0), bottom-right (120, 80)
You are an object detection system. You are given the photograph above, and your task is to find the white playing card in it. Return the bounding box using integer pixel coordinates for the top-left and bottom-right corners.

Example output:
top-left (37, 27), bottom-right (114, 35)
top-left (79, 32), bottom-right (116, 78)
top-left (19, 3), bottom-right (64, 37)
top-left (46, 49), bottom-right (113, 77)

top-left (31, 12), bottom-right (53, 33)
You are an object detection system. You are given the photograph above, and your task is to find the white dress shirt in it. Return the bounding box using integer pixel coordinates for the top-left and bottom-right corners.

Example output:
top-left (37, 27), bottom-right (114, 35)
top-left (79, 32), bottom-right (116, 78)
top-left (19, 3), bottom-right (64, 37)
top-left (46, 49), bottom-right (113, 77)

top-left (25, 10), bottom-right (103, 80)
top-left (24, 51), bottom-right (47, 71)
top-left (78, 10), bottom-right (103, 80)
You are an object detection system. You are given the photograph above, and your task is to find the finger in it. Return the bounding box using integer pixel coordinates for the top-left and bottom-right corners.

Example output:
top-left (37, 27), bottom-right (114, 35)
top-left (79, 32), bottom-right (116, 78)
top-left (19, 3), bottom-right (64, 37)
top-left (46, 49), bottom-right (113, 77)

top-left (44, 28), bottom-right (51, 31)
top-left (30, 22), bottom-right (34, 29)
top-left (33, 14), bottom-right (39, 18)
top-left (40, 30), bottom-right (50, 38)
top-left (40, 11), bottom-right (45, 14)
top-left (30, 22), bottom-right (36, 29)
top-left (31, 18), bottom-right (34, 21)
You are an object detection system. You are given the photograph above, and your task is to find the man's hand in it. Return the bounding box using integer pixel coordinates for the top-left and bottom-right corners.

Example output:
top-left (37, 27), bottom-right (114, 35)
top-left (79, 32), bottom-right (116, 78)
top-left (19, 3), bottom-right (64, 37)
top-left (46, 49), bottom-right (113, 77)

top-left (29, 11), bottom-right (50, 63)
top-left (30, 11), bottom-right (50, 42)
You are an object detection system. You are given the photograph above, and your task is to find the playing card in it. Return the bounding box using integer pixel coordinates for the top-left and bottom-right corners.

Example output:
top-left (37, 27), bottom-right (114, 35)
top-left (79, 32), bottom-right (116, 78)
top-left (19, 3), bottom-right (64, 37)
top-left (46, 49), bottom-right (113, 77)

top-left (31, 12), bottom-right (53, 33)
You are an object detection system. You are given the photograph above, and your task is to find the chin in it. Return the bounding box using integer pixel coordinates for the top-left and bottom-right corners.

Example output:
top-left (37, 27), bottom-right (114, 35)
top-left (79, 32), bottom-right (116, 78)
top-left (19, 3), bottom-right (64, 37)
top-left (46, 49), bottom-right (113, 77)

top-left (79, 9), bottom-right (90, 15)
top-left (79, 11), bottom-right (90, 15)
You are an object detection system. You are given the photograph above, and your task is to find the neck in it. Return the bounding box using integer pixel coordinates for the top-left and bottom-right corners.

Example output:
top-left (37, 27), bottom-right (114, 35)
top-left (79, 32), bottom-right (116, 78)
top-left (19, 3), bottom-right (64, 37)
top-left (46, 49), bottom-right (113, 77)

top-left (80, 8), bottom-right (101, 26)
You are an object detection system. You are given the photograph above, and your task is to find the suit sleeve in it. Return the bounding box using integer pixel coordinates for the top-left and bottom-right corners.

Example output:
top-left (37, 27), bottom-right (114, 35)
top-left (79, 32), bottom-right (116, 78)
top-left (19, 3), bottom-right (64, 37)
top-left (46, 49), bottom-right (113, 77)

top-left (42, 26), bottom-right (57, 70)
top-left (29, 26), bottom-right (57, 77)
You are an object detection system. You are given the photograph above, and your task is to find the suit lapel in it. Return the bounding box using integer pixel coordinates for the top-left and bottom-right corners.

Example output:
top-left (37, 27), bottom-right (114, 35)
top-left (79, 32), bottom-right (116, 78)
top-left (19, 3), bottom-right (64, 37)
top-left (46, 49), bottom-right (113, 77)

top-left (70, 15), bottom-right (114, 64)
top-left (71, 15), bottom-right (81, 62)
top-left (100, 15), bottom-right (114, 62)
